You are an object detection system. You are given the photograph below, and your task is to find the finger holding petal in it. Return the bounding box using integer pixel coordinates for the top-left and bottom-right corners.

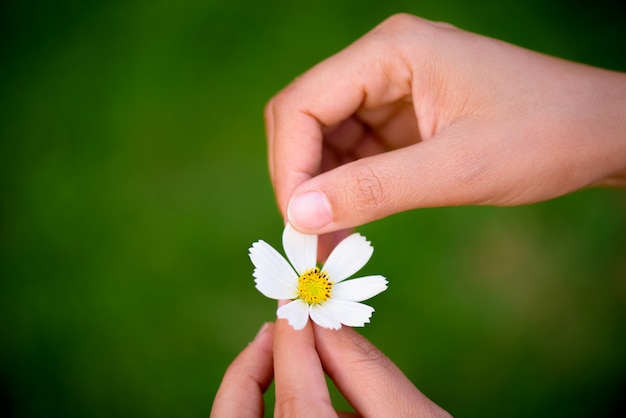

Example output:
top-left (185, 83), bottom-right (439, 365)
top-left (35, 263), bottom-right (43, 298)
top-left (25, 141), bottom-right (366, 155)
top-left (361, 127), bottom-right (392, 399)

top-left (332, 275), bottom-right (388, 302)
top-left (276, 299), bottom-right (310, 330)
top-left (322, 233), bottom-right (373, 282)
top-left (283, 223), bottom-right (318, 274)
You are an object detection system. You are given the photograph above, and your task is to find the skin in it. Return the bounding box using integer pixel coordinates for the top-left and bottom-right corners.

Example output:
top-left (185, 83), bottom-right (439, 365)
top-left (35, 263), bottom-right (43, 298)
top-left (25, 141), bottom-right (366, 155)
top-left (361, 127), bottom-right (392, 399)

top-left (214, 13), bottom-right (626, 415)
top-left (265, 13), bottom-right (626, 256)
top-left (210, 320), bottom-right (451, 417)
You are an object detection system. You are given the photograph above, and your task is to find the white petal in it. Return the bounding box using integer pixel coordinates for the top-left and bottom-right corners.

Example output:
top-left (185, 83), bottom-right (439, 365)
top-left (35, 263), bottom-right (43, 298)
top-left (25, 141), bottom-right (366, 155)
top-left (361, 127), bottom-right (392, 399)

top-left (309, 304), bottom-right (342, 330)
top-left (332, 275), bottom-right (388, 302)
top-left (249, 240), bottom-right (298, 282)
top-left (322, 299), bottom-right (375, 327)
top-left (283, 223), bottom-right (317, 274)
top-left (253, 268), bottom-right (298, 300)
top-left (322, 233), bottom-right (373, 283)
top-left (276, 299), bottom-right (310, 330)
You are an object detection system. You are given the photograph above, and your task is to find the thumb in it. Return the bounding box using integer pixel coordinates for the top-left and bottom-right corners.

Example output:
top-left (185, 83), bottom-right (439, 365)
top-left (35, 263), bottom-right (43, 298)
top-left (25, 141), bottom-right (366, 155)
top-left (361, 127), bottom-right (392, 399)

top-left (287, 133), bottom-right (490, 234)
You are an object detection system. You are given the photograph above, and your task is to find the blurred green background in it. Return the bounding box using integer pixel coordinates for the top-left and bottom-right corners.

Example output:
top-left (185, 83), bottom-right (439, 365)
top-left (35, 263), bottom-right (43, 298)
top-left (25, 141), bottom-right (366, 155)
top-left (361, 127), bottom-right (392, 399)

top-left (1, 0), bottom-right (625, 416)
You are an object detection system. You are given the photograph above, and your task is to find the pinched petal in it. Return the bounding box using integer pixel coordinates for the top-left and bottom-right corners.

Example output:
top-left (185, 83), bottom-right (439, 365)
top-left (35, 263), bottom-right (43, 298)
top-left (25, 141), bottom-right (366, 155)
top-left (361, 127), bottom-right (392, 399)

top-left (322, 233), bottom-right (373, 283)
top-left (249, 240), bottom-right (298, 283)
top-left (283, 223), bottom-right (317, 274)
top-left (253, 268), bottom-right (298, 300)
top-left (309, 304), bottom-right (342, 330)
top-left (277, 299), bottom-right (310, 330)
top-left (249, 240), bottom-right (298, 299)
top-left (322, 299), bottom-right (375, 327)
top-left (332, 275), bottom-right (388, 302)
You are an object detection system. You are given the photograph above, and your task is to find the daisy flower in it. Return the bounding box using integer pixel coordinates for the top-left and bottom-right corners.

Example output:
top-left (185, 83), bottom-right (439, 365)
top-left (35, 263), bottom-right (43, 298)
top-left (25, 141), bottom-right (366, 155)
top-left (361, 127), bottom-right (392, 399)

top-left (248, 223), bottom-right (388, 330)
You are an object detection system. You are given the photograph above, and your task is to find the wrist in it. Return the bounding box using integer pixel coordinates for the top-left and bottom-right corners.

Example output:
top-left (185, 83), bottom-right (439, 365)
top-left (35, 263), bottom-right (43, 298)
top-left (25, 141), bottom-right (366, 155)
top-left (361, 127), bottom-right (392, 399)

top-left (583, 67), bottom-right (626, 187)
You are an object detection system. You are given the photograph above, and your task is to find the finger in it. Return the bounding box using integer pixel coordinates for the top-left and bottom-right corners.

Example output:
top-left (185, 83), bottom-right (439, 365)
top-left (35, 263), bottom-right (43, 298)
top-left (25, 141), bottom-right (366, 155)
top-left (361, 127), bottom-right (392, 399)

top-left (287, 125), bottom-right (499, 234)
top-left (314, 325), bottom-right (451, 418)
top-left (273, 307), bottom-right (336, 417)
top-left (266, 14), bottom-right (421, 219)
top-left (210, 322), bottom-right (275, 418)
top-left (288, 82), bottom-right (623, 235)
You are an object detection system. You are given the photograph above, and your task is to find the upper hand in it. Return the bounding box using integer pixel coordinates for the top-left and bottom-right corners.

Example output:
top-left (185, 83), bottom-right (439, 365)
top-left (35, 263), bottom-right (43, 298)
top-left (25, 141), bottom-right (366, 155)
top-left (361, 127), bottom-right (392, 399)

top-left (265, 14), bottom-right (626, 239)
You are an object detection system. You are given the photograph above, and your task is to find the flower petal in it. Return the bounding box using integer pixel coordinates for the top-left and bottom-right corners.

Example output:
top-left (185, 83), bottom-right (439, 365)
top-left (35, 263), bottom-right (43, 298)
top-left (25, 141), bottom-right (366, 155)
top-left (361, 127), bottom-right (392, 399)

top-left (322, 233), bottom-right (373, 283)
top-left (321, 299), bottom-right (375, 327)
top-left (283, 223), bottom-right (317, 274)
top-left (332, 275), bottom-right (388, 302)
top-left (253, 268), bottom-right (298, 300)
top-left (249, 240), bottom-right (298, 282)
top-left (276, 299), bottom-right (310, 330)
top-left (249, 240), bottom-right (299, 300)
top-left (309, 304), bottom-right (342, 330)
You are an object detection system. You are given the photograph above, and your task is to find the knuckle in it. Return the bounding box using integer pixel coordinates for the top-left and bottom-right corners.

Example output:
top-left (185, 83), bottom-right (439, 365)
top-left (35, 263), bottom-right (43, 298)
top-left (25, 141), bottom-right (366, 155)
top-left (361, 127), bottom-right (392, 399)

top-left (349, 165), bottom-right (386, 213)
top-left (376, 13), bottom-right (429, 39)
top-left (275, 395), bottom-right (333, 418)
top-left (274, 396), bottom-right (301, 418)
top-left (264, 80), bottom-right (300, 121)
top-left (263, 96), bottom-right (276, 122)
top-left (349, 338), bottom-right (392, 372)
top-left (371, 13), bottom-right (419, 45)
top-left (367, 13), bottom-right (439, 68)
top-left (383, 13), bottom-right (420, 29)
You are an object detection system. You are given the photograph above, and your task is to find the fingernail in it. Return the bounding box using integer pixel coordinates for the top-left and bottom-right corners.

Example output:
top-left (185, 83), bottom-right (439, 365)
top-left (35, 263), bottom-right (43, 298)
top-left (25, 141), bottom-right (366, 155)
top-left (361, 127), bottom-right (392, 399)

top-left (287, 190), bottom-right (332, 230)
top-left (253, 322), bottom-right (271, 341)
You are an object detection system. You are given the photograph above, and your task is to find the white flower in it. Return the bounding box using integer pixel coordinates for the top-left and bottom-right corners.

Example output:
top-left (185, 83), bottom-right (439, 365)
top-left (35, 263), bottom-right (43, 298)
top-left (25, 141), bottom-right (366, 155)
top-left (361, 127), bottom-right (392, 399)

top-left (248, 223), bottom-right (388, 330)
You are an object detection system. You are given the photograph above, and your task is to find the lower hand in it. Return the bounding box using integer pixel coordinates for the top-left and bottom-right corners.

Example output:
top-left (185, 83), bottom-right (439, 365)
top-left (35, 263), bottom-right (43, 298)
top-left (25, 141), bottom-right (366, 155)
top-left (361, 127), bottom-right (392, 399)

top-left (211, 319), bottom-right (451, 417)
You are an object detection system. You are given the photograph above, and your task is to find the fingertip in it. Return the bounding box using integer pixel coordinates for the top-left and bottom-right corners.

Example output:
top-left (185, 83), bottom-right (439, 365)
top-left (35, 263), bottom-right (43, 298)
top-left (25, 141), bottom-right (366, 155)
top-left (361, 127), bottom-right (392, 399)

top-left (210, 322), bottom-right (276, 417)
top-left (286, 155), bottom-right (400, 235)
top-left (252, 321), bottom-right (274, 343)
top-left (274, 300), bottom-right (314, 349)
top-left (287, 190), bottom-right (333, 232)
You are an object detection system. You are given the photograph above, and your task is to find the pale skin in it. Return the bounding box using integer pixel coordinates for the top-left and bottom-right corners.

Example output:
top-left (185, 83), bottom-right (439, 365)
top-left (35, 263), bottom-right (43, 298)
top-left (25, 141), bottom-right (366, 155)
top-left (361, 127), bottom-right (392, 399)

top-left (266, 13), bottom-right (626, 256)
top-left (210, 320), bottom-right (451, 418)
top-left (213, 13), bottom-right (626, 416)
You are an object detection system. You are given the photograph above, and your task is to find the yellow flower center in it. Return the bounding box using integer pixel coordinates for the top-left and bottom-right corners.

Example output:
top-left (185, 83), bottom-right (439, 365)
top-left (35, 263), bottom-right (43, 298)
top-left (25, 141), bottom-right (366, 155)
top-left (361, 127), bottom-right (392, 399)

top-left (297, 267), bottom-right (333, 305)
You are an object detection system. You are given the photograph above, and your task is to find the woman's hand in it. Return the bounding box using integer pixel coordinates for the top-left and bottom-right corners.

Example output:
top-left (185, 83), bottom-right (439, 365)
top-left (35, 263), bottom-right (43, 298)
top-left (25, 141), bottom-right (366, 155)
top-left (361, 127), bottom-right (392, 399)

top-left (211, 319), bottom-right (451, 417)
top-left (265, 14), bottom-right (626, 245)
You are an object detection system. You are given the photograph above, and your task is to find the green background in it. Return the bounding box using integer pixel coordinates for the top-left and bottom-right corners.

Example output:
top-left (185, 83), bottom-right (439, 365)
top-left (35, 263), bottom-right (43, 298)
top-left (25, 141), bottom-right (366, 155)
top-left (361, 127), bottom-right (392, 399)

top-left (1, 0), bottom-right (625, 416)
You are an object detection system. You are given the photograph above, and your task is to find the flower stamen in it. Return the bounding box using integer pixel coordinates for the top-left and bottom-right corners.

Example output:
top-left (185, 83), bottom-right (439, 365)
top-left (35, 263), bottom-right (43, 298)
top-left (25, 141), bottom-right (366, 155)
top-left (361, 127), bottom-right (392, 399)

top-left (297, 267), bottom-right (333, 304)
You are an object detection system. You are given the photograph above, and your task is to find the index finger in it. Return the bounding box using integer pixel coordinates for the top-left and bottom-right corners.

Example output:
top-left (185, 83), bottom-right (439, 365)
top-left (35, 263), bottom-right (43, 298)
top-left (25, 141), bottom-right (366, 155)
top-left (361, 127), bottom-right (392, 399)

top-left (265, 14), bottom-right (418, 218)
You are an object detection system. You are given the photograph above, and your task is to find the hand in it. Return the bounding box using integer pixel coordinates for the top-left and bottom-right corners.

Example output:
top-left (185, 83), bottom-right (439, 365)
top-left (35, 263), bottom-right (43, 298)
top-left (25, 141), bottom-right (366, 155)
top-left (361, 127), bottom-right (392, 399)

top-left (210, 320), bottom-right (451, 417)
top-left (210, 323), bottom-right (274, 418)
top-left (265, 14), bottom-right (626, 243)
